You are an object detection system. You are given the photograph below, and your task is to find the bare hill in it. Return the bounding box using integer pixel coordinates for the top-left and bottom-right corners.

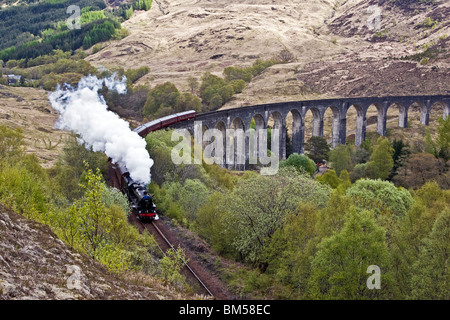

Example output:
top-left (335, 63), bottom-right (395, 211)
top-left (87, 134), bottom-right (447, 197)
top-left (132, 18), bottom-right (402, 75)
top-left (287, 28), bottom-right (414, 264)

top-left (86, 0), bottom-right (450, 109)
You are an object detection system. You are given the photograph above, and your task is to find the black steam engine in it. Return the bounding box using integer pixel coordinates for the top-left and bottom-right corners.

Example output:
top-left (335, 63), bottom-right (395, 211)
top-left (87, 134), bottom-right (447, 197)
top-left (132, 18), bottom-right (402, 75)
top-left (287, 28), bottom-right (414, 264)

top-left (113, 163), bottom-right (157, 221)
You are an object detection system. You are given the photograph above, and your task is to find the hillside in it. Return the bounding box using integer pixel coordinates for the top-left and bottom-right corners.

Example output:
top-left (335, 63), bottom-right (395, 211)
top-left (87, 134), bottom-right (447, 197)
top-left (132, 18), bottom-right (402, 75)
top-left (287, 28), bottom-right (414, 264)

top-left (0, 204), bottom-right (194, 300)
top-left (86, 0), bottom-right (360, 103)
top-left (0, 85), bottom-right (69, 167)
top-left (86, 0), bottom-right (450, 108)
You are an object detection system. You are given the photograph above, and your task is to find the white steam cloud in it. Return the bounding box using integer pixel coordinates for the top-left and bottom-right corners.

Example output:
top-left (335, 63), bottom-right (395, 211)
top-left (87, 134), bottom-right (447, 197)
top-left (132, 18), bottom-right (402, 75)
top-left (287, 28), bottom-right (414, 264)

top-left (49, 74), bottom-right (153, 184)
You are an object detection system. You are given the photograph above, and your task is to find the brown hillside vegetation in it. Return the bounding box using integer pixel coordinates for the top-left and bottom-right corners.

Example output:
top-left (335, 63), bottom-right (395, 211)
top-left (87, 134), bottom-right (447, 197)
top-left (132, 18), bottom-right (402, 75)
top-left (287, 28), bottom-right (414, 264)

top-left (0, 204), bottom-right (195, 300)
top-left (86, 0), bottom-right (449, 109)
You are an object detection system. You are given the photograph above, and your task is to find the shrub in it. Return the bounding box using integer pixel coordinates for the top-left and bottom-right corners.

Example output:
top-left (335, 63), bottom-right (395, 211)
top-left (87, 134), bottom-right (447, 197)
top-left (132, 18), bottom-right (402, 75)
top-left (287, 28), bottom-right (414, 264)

top-left (346, 179), bottom-right (413, 219)
top-left (280, 153), bottom-right (316, 176)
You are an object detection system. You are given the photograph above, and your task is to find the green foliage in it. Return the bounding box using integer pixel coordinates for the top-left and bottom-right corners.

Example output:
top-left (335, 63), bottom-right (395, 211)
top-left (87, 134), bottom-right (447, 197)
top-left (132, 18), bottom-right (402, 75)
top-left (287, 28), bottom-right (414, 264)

top-left (316, 169), bottom-right (342, 189)
top-left (48, 134), bottom-right (107, 202)
top-left (143, 82), bottom-right (180, 115)
top-left (0, 125), bottom-right (50, 221)
top-left (350, 163), bottom-right (366, 182)
top-left (1, 48), bottom-right (97, 90)
top-left (199, 72), bottom-right (233, 111)
top-left (329, 144), bottom-right (353, 175)
top-left (133, 0), bottom-right (153, 11)
top-left (1, 18), bottom-right (121, 62)
top-left (264, 202), bottom-right (319, 296)
top-left (80, 10), bottom-right (106, 25)
top-left (304, 136), bottom-right (330, 163)
top-left (339, 170), bottom-right (352, 191)
top-left (125, 6), bottom-right (134, 20)
top-left (250, 59), bottom-right (278, 76)
top-left (436, 116), bottom-right (450, 160)
top-left (224, 167), bottom-right (330, 265)
top-left (202, 163), bottom-right (235, 190)
top-left (422, 17), bottom-right (439, 29)
top-left (389, 182), bottom-right (449, 297)
top-left (196, 192), bottom-right (238, 257)
top-left (229, 79), bottom-right (246, 94)
top-left (0, 0), bottom-right (106, 51)
top-left (82, 20), bottom-right (118, 49)
top-left (0, 161), bottom-right (50, 221)
top-left (223, 66), bottom-right (253, 83)
top-left (307, 209), bottom-right (394, 300)
top-left (346, 179), bottom-right (414, 219)
top-left (143, 82), bottom-right (201, 117)
top-left (160, 247), bottom-right (188, 288)
top-left (0, 126), bottom-right (161, 276)
top-left (124, 66), bottom-right (150, 85)
top-left (409, 207), bottom-right (450, 299)
top-left (199, 59), bottom-right (277, 111)
top-left (74, 165), bottom-right (110, 257)
top-left (163, 179), bottom-right (211, 222)
top-left (365, 137), bottom-right (394, 180)
top-left (0, 125), bottom-right (25, 162)
top-left (280, 153), bottom-right (316, 176)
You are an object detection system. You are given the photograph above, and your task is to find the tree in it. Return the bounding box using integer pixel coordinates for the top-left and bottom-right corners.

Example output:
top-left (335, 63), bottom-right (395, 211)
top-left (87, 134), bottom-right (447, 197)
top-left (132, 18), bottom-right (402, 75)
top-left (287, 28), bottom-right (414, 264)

top-left (339, 170), bottom-right (352, 191)
top-left (349, 145), bottom-right (370, 165)
top-left (316, 169), bottom-right (342, 189)
top-left (160, 246), bottom-right (188, 288)
top-left (223, 66), bottom-right (253, 83)
top-left (199, 72), bottom-right (236, 111)
top-left (125, 6), bottom-right (133, 19)
top-left (143, 82), bottom-right (180, 116)
top-left (280, 153), bottom-right (316, 176)
top-left (393, 153), bottom-right (448, 189)
top-left (167, 178), bottom-right (210, 221)
top-left (436, 116), bottom-right (450, 160)
top-left (409, 208), bottom-right (450, 299)
top-left (307, 209), bottom-right (393, 300)
top-left (328, 144), bottom-right (352, 176)
top-left (264, 203), bottom-right (319, 296)
top-left (176, 92), bottom-right (202, 113)
top-left (390, 182), bottom-right (449, 297)
top-left (277, 49), bottom-right (295, 63)
top-left (196, 192), bottom-right (238, 258)
top-left (305, 136), bottom-right (330, 163)
top-left (187, 76), bottom-right (199, 94)
top-left (346, 179), bottom-right (414, 220)
top-left (76, 165), bottom-right (112, 258)
top-left (365, 137), bottom-right (394, 180)
top-left (226, 167), bottom-right (330, 266)
top-left (350, 163), bottom-right (366, 182)
top-left (0, 125), bottom-right (25, 162)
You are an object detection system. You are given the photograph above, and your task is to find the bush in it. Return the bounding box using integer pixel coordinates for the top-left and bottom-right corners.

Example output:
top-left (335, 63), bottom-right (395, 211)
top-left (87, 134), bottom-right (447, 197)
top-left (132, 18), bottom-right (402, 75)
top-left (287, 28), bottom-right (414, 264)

top-left (346, 179), bottom-right (414, 219)
top-left (143, 82), bottom-right (200, 117)
top-left (280, 153), bottom-right (316, 176)
top-left (223, 66), bottom-right (253, 83)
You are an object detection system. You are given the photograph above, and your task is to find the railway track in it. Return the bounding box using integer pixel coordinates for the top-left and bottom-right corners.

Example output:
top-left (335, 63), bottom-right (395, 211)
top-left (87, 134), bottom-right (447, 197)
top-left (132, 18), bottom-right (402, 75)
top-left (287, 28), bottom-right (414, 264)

top-left (136, 217), bottom-right (214, 298)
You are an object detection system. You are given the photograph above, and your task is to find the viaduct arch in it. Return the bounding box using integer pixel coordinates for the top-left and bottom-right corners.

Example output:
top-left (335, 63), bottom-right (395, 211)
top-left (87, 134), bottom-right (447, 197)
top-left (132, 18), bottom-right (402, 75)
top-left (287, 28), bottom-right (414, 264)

top-left (169, 95), bottom-right (450, 170)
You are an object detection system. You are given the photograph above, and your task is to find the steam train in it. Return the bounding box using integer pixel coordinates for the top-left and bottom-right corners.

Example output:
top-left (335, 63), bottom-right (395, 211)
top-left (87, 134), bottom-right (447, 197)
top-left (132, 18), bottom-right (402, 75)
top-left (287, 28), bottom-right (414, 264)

top-left (133, 110), bottom-right (196, 137)
top-left (111, 110), bottom-right (197, 221)
top-left (113, 163), bottom-right (158, 221)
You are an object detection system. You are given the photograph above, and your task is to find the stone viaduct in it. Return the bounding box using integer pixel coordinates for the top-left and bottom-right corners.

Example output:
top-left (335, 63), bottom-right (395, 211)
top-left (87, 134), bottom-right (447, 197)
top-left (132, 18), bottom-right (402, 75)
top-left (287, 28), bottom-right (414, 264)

top-left (170, 95), bottom-right (449, 170)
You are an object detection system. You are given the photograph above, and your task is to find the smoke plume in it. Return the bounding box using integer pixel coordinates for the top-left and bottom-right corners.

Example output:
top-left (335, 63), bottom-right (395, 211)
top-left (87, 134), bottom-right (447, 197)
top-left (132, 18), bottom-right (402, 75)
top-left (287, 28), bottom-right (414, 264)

top-left (49, 74), bottom-right (153, 184)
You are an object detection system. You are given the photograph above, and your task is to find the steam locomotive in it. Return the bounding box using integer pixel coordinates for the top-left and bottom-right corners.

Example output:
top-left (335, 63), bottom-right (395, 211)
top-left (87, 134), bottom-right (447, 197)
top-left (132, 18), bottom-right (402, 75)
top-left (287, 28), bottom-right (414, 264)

top-left (113, 163), bottom-right (158, 221)
top-left (111, 110), bottom-right (197, 221)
